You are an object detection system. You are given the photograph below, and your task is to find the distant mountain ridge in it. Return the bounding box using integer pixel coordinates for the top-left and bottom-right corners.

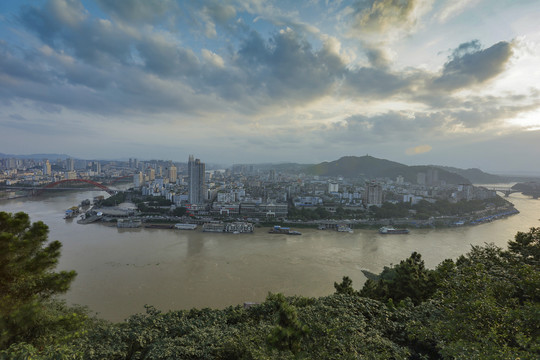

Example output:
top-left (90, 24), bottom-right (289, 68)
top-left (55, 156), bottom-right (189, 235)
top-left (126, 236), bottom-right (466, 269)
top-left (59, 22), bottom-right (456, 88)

top-left (0, 152), bottom-right (508, 184)
top-left (435, 166), bottom-right (506, 184)
top-left (0, 153), bottom-right (72, 160)
top-left (305, 155), bottom-right (470, 184)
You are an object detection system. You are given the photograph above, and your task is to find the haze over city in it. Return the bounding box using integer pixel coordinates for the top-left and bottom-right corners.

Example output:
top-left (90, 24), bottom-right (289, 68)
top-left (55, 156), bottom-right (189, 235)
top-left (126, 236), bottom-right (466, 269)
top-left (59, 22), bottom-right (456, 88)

top-left (1, 0), bottom-right (539, 173)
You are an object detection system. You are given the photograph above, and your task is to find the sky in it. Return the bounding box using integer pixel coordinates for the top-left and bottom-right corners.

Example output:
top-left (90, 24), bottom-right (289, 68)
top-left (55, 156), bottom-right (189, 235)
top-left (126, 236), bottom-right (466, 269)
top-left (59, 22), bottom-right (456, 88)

top-left (0, 0), bottom-right (539, 173)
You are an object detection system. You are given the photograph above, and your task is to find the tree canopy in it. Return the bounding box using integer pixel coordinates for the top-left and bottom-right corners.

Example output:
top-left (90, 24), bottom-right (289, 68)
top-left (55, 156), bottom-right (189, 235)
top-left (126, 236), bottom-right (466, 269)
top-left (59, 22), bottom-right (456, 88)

top-left (0, 211), bottom-right (77, 349)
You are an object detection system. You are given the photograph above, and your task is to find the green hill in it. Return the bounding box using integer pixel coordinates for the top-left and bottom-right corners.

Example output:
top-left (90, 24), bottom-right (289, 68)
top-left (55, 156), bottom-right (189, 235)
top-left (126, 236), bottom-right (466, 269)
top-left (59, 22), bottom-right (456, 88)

top-left (306, 155), bottom-right (470, 184)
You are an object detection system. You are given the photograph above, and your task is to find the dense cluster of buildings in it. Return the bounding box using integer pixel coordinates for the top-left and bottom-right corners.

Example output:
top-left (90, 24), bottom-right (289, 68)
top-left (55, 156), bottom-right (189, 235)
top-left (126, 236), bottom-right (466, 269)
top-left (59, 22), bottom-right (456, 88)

top-left (1, 155), bottom-right (499, 220)
top-left (0, 157), bottom-right (111, 187)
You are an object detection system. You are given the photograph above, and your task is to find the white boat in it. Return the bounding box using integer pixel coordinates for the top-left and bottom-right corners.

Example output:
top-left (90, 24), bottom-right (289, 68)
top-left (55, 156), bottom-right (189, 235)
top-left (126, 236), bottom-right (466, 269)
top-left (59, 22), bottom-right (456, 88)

top-left (203, 222), bottom-right (225, 232)
top-left (174, 223), bottom-right (198, 230)
top-left (379, 226), bottom-right (409, 234)
top-left (225, 222), bottom-right (254, 233)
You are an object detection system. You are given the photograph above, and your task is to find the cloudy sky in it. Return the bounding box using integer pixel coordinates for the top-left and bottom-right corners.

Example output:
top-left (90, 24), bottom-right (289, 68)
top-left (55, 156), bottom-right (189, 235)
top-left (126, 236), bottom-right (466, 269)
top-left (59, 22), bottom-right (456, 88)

top-left (1, 0), bottom-right (539, 173)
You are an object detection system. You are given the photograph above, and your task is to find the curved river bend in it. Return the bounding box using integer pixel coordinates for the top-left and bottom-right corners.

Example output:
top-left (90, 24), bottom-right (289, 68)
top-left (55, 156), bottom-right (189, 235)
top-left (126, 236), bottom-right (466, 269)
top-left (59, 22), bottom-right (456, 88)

top-left (1, 189), bottom-right (538, 321)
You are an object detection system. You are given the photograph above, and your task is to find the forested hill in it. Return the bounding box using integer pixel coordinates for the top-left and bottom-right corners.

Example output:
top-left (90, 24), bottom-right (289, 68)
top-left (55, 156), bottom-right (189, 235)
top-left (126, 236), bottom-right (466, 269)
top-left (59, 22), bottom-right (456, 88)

top-left (305, 155), bottom-right (470, 184)
top-left (436, 166), bottom-right (506, 184)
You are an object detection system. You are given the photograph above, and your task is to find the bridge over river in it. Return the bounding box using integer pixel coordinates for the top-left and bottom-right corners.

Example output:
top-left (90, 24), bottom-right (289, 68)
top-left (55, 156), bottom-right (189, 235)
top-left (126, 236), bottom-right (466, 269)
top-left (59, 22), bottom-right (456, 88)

top-left (0, 179), bottom-right (117, 197)
top-left (485, 187), bottom-right (520, 197)
top-left (485, 186), bottom-right (540, 199)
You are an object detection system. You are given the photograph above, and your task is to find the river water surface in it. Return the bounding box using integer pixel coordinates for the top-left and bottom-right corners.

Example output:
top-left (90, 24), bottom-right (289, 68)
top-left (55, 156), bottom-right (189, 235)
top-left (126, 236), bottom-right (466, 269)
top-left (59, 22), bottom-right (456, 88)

top-left (1, 188), bottom-right (539, 321)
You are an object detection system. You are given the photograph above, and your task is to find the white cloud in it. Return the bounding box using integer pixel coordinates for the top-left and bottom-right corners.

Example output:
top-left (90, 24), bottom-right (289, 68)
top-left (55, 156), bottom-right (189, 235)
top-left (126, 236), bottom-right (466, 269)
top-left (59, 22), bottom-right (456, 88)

top-left (436, 0), bottom-right (481, 23)
top-left (0, 0), bottom-right (538, 170)
top-left (406, 145), bottom-right (432, 155)
top-left (202, 49), bottom-right (225, 68)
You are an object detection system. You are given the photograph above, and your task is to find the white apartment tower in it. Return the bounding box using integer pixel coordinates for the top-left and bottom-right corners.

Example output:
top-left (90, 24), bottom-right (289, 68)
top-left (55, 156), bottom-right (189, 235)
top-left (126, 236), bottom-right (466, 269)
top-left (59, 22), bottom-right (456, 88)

top-left (188, 155), bottom-right (205, 204)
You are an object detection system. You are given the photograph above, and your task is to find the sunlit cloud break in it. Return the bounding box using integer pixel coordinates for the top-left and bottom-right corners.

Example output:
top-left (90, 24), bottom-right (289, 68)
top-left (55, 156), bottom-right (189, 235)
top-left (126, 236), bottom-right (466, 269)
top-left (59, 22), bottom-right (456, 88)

top-left (406, 145), bottom-right (433, 155)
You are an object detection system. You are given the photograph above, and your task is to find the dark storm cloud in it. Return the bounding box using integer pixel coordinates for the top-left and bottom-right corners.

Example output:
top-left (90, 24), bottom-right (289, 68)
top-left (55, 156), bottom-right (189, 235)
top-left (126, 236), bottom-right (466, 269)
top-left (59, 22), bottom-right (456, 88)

top-left (0, 41), bottom-right (199, 116)
top-left (431, 40), bottom-right (513, 91)
top-left (10, 0), bottom-right (205, 115)
top-left (202, 2), bottom-right (237, 27)
top-left (11, 0), bottom-right (419, 114)
top-left (0, 43), bottom-right (52, 85)
top-left (61, 61), bottom-right (112, 90)
top-left (4, 0), bottom-right (528, 126)
top-left (330, 111), bottom-right (447, 143)
top-left (17, 0), bottom-right (83, 43)
top-left (15, 1), bottom-right (340, 109)
top-left (235, 29), bottom-right (346, 103)
top-left (19, 1), bottom-right (133, 67)
top-left (95, 0), bottom-right (177, 24)
top-left (136, 36), bottom-right (200, 77)
top-left (365, 46), bottom-right (391, 68)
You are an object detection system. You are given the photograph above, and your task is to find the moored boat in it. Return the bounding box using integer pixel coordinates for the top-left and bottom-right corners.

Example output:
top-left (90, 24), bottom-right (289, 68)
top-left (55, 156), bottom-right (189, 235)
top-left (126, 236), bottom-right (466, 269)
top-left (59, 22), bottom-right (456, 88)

top-left (64, 206), bottom-right (80, 219)
top-left (224, 222), bottom-right (254, 233)
top-left (117, 218), bottom-right (142, 228)
top-left (268, 225), bottom-right (302, 235)
top-left (337, 224), bottom-right (353, 233)
top-left (379, 226), bottom-right (409, 234)
top-left (174, 223), bottom-right (198, 230)
top-left (203, 222), bottom-right (225, 232)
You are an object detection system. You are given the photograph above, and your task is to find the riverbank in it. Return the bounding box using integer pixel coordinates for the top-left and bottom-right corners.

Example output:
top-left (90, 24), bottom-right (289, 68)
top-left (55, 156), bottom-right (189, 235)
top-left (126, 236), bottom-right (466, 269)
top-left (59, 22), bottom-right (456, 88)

top-left (89, 204), bottom-right (520, 232)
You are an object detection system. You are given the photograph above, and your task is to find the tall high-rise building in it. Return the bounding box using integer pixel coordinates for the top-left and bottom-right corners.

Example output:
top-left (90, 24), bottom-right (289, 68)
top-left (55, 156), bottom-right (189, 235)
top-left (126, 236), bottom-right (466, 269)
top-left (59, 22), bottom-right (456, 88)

top-left (426, 167), bottom-right (439, 186)
top-left (169, 164), bottom-right (177, 183)
top-left (188, 155), bottom-right (205, 204)
top-left (43, 160), bottom-right (51, 176)
top-left (91, 161), bottom-right (101, 174)
top-left (417, 172), bottom-right (426, 185)
top-left (67, 158), bottom-right (74, 171)
top-left (146, 167), bottom-right (155, 181)
top-left (133, 172), bottom-right (144, 187)
top-left (364, 181), bottom-right (382, 207)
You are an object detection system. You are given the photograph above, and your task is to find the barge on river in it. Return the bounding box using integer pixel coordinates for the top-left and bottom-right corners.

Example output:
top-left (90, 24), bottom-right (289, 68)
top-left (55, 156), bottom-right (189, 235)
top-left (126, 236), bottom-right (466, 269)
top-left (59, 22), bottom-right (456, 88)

top-left (379, 226), bottom-right (410, 234)
top-left (268, 225), bottom-right (302, 235)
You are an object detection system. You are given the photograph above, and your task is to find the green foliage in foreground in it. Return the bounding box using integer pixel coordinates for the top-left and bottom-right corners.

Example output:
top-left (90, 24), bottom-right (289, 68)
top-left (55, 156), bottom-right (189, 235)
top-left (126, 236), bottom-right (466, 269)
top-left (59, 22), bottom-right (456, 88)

top-left (0, 212), bottom-right (79, 350)
top-left (1, 221), bottom-right (539, 359)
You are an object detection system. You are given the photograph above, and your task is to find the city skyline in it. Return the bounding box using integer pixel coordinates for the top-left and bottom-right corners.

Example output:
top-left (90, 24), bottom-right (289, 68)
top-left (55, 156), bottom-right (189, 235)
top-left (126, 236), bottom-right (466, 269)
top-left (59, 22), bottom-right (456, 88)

top-left (1, 0), bottom-right (539, 173)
